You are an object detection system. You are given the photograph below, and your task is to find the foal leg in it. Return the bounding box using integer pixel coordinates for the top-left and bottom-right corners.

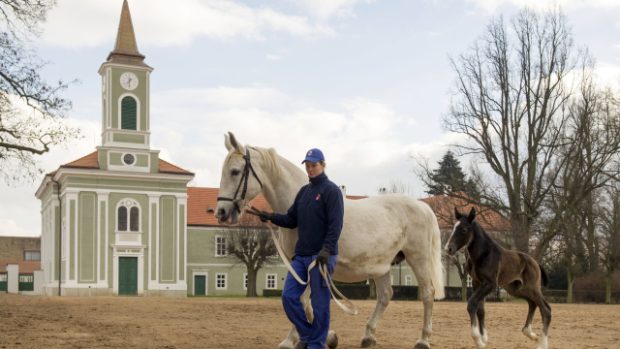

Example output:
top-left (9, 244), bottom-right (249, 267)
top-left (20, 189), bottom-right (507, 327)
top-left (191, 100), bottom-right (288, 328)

top-left (535, 296), bottom-right (552, 349)
top-left (476, 298), bottom-right (488, 346)
top-left (467, 284), bottom-right (494, 349)
top-left (361, 273), bottom-right (393, 348)
top-left (521, 299), bottom-right (539, 341)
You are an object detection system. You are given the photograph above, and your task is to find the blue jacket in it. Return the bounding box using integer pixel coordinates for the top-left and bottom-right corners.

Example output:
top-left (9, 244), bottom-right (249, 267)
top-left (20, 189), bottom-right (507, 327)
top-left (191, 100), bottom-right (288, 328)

top-left (271, 173), bottom-right (344, 256)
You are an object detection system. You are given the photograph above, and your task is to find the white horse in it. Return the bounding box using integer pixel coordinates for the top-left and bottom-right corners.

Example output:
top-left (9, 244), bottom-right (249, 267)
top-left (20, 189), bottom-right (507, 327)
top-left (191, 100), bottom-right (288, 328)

top-left (216, 132), bottom-right (445, 349)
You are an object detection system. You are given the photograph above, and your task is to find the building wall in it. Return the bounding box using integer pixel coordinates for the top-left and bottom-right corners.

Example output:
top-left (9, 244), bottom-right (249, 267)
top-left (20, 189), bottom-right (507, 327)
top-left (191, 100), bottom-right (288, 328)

top-left (39, 173), bottom-right (190, 296)
top-left (0, 237), bottom-right (40, 261)
top-left (187, 226), bottom-right (287, 296)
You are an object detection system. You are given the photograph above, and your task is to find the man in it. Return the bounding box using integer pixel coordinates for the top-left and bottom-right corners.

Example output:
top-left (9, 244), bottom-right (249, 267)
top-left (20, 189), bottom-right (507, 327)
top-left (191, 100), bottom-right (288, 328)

top-left (254, 148), bottom-right (344, 349)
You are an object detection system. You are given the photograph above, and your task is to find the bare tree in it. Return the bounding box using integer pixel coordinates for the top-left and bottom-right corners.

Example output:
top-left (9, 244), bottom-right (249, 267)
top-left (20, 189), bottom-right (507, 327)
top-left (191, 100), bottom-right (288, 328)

top-left (445, 8), bottom-right (581, 253)
top-left (1, 0), bottom-right (78, 183)
top-left (600, 183), bottom-right (620, 304)
top-left (227, 214), bottom-right (278, 297)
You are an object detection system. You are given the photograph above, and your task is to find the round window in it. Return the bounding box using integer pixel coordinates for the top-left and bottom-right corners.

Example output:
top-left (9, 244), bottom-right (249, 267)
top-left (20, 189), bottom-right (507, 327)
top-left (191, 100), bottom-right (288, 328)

top-left (123, 153), bottom-right (136, 165)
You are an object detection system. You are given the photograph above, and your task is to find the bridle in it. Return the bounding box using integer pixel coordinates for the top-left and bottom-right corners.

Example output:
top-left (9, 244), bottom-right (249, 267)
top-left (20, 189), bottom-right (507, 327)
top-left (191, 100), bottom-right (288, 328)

top-left (217, 148), bottom-right (263, 214)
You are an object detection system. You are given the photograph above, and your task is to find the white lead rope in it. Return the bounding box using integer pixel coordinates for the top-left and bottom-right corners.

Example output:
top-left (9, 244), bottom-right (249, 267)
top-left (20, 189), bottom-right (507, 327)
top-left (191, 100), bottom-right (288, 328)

top-left (267, 223), bottom-right (359, 316)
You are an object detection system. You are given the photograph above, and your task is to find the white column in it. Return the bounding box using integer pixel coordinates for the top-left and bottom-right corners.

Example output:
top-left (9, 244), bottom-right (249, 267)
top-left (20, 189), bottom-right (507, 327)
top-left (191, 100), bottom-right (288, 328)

top-left (65, 191), bottom-right (79, 282)
top-left (7, 264), bottom-right (19, 294)
top-left (98, 192), bottom-right (109, 285)
top-left (177, 194), bottom-right (188, 284)
top-left (148, 194), bottom-right (159, 287)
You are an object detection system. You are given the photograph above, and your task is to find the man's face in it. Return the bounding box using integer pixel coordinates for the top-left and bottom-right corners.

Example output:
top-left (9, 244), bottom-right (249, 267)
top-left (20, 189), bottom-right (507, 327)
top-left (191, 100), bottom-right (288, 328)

top-left (305, 161), bottom-right (324, 178)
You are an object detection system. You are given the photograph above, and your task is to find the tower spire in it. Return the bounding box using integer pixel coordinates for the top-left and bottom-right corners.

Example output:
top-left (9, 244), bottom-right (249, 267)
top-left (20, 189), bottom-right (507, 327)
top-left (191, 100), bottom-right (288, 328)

top-left (107, 0), bottom-right (148, 66)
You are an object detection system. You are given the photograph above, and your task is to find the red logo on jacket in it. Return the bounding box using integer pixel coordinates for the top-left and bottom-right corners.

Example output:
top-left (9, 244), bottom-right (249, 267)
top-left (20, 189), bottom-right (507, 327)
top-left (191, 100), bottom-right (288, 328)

top-left (315, 193), bottom-right (321, 201)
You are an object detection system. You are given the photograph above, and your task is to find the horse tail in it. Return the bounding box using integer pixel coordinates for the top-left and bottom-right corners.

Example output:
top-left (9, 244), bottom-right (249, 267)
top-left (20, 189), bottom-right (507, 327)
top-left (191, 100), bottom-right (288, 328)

top-left (539, 264), bottom-right (549, 288)
top-left (429, 214), bottom-right (445, 300)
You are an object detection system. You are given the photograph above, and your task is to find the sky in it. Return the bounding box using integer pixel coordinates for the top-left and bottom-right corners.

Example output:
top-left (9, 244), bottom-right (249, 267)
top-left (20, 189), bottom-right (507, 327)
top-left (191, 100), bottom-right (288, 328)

top-left (1, 0), bottom-right (620, 237)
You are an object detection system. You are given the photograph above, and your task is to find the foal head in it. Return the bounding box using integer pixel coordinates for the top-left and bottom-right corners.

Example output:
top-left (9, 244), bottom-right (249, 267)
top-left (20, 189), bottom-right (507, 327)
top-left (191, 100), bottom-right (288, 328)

top-left (445, 207), bottom-right (477, 256)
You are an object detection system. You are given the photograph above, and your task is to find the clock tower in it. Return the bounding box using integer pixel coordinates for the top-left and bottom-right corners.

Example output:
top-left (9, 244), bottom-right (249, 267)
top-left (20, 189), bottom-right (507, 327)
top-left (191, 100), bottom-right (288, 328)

top-left (98, 0), bottom-right (157, 172)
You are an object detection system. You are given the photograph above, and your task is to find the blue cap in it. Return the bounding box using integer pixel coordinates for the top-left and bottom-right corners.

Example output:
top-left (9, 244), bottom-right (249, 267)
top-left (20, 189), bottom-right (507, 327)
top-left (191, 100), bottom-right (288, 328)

top-left (302, 148), bottom-right (325, 164)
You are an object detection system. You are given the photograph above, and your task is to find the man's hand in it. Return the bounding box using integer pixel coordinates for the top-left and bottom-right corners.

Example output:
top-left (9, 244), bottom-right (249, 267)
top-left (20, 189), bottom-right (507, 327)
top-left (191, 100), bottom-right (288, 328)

top-left (317, 247), bottom-right (330, 266)
top-left (246, 206), bottom-right (273, 223)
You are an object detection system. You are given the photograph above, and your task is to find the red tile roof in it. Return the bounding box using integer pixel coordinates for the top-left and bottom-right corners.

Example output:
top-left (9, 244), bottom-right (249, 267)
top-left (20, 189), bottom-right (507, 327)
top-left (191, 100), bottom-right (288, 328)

top-left (159, 159), bottom-right (193, 175)
top-left (62, 151), bottom-right (99, 169)
top-left (0, 261), bottom-right (41, 273)
top-left (187, 187), bottom-right (271, 227)
top-left (421, 195), bottom-right (510, 232)
top-left (56, 151), bottom-right (193, 175)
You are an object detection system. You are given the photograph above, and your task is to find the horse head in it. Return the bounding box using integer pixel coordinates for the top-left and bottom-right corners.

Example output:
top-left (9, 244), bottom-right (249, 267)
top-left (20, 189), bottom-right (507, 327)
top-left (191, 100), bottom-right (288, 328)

top-left (445, 207), bottom-right (476, 256)
top-left (216, 132), bottom-right (264, 224)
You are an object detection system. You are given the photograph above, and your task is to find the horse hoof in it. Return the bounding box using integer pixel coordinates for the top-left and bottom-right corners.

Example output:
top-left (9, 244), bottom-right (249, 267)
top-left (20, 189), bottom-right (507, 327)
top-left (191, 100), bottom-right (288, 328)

top-left (327, 331), bottom-right (338, 349)
top-left (292, 341), bottom-right (307, 349)
top-left (278, 341), bottom-right (294, 349)
top-left (522, 329), bottom-right (539, 341)
top-left (360, 336), bottom-right (376, 348)
top-left (413, 340), bottom-right (430, 349)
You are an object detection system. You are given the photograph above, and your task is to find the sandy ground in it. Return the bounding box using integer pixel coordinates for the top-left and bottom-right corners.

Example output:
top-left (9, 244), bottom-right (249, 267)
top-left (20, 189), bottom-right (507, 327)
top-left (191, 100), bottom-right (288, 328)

top-left (0, 295), bottom-right (618, 349)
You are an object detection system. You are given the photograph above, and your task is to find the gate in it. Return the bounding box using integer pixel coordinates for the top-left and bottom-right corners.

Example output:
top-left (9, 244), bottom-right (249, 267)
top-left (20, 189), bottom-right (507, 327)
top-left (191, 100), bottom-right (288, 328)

top-left (18, 273), bottom-right (34, 291)
top-left (0, 273), bottom-right (7, 291)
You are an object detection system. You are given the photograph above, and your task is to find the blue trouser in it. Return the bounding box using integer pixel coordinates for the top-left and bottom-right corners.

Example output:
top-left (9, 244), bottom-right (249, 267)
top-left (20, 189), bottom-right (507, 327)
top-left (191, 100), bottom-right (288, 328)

top-left (282, 254), bottom-right (337, 349)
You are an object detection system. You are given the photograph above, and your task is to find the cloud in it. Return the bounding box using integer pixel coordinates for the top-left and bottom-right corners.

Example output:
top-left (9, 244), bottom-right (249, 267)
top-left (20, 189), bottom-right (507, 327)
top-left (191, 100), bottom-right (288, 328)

top-left (464, 0), bottom-right (620, 13)
top-left (292, 0), bottom-right (374, 20)
top-left (42, 0), bottom-right (334, 48)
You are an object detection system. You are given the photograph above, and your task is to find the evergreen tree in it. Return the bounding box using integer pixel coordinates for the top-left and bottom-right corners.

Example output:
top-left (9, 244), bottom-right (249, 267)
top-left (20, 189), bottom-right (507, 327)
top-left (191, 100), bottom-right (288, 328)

top-left (426, 151), bottom-right (478, 197)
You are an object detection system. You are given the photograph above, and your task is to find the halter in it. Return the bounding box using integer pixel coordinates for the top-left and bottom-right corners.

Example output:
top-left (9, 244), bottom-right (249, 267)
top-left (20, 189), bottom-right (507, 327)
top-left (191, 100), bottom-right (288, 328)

top-left (217, 148), bottom-right (264, 214)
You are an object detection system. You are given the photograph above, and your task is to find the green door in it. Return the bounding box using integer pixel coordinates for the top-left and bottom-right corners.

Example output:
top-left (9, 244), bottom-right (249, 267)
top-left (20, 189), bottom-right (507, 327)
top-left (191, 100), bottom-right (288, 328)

top-left (194, 275), bottom-right (206, 296)
top-left (119, 257), bottom-right (138, 295)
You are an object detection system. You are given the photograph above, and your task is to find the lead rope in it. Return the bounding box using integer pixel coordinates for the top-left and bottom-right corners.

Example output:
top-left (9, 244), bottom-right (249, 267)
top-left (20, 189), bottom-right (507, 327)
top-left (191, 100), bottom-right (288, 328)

top-left (266, 223), bottom-right (359, 316)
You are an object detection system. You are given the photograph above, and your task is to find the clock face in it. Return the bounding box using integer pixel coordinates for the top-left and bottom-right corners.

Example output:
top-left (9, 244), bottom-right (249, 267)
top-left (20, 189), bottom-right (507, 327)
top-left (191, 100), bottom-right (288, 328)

top-left (120, 72), bottom-right (139, 90)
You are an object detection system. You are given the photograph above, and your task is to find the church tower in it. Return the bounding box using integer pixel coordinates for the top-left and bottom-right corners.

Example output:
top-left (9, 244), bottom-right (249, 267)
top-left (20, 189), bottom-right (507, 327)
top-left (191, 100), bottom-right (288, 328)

top-left (98, 0), bottom-right (157, 172)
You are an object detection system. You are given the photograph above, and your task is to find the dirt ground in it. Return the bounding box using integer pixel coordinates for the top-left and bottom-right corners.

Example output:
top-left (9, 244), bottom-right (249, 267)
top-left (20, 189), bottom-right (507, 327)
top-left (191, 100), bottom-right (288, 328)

top-left (0, 295), bottom-right (618, 349)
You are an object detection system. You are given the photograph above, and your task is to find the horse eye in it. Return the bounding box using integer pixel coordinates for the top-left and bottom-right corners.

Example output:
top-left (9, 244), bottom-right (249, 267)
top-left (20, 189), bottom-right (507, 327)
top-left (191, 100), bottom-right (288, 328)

top-left (231, 169), bottom-right (240, 176)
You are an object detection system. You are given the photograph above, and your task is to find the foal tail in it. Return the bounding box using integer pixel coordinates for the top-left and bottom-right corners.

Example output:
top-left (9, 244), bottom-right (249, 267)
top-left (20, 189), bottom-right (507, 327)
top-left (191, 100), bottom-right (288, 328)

top-left (429, 216), bottom-right (445, 300)
top-left (539, 265), bottom-right (549, 288)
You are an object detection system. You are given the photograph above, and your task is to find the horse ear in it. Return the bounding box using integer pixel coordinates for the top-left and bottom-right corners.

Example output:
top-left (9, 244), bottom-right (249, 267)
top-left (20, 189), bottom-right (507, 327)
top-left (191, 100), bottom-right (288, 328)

top-left (454, 207), bottom-right (462, 219)
top-left (467, 207), bottom-right (476, 222)
top-left (227, 131), bottom-right (245, 154)
top-left (224, 133), bottom-right (233, 151)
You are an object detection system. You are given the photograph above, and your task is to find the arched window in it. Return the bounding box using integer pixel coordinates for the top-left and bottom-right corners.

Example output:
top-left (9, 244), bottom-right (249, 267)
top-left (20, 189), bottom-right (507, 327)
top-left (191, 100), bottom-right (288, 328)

top-left (117, 199), bottom-right (140, 232)
top-left (121, 96), bottom-right (137, 130)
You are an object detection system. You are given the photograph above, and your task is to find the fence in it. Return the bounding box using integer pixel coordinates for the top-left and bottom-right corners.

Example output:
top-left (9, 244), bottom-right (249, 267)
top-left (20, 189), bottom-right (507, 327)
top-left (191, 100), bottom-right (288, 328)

top-left (543, 289), bottom-right (620, 304)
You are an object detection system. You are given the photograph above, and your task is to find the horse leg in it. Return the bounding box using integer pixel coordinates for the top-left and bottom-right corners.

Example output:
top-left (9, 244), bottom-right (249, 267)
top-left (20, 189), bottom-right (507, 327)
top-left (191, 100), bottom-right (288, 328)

top-left (361, 273), bottom-right (392, 348)
top-left (407, 256), bottom-right (437, 349)
top-left (521, 299), bottom-right (539, 341)
top-left (535, 295), bottom-right (552, 349)
top-left (278, 326), bottom-right (299, 349)
top-left (467, 283), bottom-right (494, 349)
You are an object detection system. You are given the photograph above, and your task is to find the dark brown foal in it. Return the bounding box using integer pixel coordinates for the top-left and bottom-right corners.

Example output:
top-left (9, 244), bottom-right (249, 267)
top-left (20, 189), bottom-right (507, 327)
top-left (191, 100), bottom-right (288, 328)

top-left (445, 207), bottom-right (551, 349)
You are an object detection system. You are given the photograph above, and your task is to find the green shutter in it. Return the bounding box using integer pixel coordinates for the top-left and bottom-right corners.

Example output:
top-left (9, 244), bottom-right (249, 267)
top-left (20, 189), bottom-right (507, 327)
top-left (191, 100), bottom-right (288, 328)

top-left (121, 96), bottom-right (137, 130)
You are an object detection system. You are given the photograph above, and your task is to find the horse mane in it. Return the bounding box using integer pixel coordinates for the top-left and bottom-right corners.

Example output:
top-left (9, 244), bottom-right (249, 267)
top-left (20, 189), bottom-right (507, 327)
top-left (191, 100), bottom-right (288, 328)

top-left (248, 146), bottom-right (283, 179)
